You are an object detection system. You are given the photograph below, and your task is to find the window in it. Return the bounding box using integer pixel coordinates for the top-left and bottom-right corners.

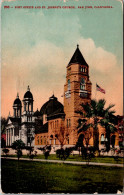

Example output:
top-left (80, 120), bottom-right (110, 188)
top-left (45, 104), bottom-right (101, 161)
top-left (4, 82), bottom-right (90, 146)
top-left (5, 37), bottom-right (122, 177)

top-left (50, 122), bottom-right (52, 129)
top-left (68, 79), bottom-right (71, 91)
top-left (67, 137), bottom-right (69, 144)
top-left (69, 119), bottom-right (71, 127)
top-left (101, 134), bottom-right (105, 145)
top-left (80, 67), bottom-right (87, 73)
top-left (67, 119), bottom-right (68, 128)
top-left (44, 136), bottom-right (46, 145)
top-left (41, 136), bottom-right (42, 144)
top-left (37, 136), bottom-right (39, 145)
top-left (80, 78), bottom-right (85, 90)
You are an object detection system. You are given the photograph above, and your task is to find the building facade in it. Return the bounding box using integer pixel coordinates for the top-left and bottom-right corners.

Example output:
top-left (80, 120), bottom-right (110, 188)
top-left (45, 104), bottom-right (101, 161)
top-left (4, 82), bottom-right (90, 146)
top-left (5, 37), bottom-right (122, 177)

top-left (6, 86), bottom-right (36, 147)
top-left (6, 45), bottom-right (121, 149)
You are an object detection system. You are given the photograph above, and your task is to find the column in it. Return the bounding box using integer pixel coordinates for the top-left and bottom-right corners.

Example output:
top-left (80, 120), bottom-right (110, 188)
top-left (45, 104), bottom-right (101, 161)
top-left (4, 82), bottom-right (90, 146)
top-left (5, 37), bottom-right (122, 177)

top-left (24, 103), bottom-right (26, 111)
top-left (13, 128), bottom-right (15, 142)
top-left (10, 129), bottom-right (12, 146)
top-left (20, 109), bottom-right (21, 117)
top-left (8, 129), bottom-right (10, 146)
top-left (8, 129), bottom-right (9, 146)
top-left (28, 103), bottom-right (29, 112)
top-left (6, 129), bottom-right (8, 146)
top-left (14, 109), bottom-right (16, 117)
top-left (31, 103), bottom-right (33, 112)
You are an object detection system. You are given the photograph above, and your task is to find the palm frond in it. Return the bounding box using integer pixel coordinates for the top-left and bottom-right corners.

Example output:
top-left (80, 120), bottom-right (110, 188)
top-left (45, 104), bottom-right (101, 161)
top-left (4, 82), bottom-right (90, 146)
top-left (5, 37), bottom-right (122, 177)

top-left (106, 104), bottom-right (115, 112)
top-left (75, 110), bottom-right (84, 116)
top-left (77, 118), bottom-right (87, 128)
top-left (80, 102), bottom-right (92, 117)
top-left (78, 123), bottom-right (91, 134)
top-left (97, 99), bottom-right (106, 116)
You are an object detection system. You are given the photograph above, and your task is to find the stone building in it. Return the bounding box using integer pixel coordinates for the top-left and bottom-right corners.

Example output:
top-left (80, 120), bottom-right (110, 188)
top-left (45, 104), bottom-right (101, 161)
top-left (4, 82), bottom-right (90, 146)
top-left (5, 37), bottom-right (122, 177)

top-left (6, 45), bottom-right (120, 149)
top-left (6, 86), bottom-right (36, 147)
top-left (35, 45), bottom-right (93, 148)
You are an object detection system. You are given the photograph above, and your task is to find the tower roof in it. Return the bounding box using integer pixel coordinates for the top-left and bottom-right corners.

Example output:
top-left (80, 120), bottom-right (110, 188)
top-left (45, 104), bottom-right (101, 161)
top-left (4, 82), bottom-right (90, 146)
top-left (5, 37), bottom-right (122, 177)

top-left (68, 45), bottom-right (88, 67)
top-left (24, 86), bottom-right (33, 100)
top-left (13, 93), bottom-right (22, 107)
top-left (34, 109), bottom-right (41, 117)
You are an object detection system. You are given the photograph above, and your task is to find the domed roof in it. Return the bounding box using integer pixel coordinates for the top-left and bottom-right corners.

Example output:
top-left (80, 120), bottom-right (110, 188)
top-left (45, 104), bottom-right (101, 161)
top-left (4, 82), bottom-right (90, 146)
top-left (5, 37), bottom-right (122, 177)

top-left (34, 109), bottom-right (41, 117)
top-left (24, 86), bottom-right (33, 99)
top-left (40, 94), bottom-right (64, 116)
top-left (13, 93), bottom-right (22, 106)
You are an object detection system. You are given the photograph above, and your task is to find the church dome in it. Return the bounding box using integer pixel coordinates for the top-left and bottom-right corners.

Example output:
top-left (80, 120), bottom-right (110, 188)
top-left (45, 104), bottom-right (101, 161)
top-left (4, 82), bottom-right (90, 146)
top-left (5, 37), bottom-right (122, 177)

top-left (13, 93), bottom-right (22, 106)
top-left (34, 109), bottom-right (41, 117)
top-left (40, 94), bottom-right (64, 116)
top-left (23, 86), bottom-right (33, 99)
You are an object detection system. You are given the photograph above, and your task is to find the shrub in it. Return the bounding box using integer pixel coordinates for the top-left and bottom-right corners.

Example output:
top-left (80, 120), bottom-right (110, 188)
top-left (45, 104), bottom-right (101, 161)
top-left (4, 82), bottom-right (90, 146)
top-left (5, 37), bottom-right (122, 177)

top-left (2, 148), bottom-right (9, 157)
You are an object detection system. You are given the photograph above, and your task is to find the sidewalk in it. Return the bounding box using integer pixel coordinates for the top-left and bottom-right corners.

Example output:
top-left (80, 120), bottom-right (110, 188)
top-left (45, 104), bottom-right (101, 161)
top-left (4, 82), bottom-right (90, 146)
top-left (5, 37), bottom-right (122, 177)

top-left (1, 157), bottom-right (123, 167)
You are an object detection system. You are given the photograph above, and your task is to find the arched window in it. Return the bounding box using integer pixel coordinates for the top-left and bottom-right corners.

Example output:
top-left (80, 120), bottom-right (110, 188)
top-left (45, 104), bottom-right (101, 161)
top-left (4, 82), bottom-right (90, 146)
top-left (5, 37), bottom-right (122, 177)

top-left (69, 119), bottom-right (71, 127)
top-left (80, 78), bottom-right (85, 90)
top-left (41, 136), bottom-right (42, 144)
top-left (67, 119), bottom-right (68, 128)
top-left (44, 136), bottom-right (46, 145)
top-left (67, 137), bottom-right (69, 144)
top-left (68, 79), bottom-right (71, 91)
top-left (101, 134), bottom-right (105, 145)
top-left (37, 136), bottom-right (39, 145)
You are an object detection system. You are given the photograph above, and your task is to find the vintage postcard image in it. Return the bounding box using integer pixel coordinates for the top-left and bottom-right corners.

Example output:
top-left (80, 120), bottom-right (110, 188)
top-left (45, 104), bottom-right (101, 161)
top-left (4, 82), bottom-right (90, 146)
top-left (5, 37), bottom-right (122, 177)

top-left (1, 0), bottom-right (123, 194)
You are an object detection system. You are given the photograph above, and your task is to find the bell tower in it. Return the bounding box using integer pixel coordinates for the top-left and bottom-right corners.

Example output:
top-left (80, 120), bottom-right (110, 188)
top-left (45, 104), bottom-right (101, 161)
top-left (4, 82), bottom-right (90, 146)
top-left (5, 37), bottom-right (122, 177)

top-left (64, 45), bottom-right (92, 145)
top-left (13, 93), bottom-right (22, 118)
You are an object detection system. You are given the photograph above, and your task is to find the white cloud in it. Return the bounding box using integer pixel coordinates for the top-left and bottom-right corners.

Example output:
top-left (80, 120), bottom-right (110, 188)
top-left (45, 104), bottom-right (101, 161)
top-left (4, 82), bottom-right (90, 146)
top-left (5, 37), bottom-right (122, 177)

top-left (1, 37), bottom-right (123, 116)
top-left (78, 38), bottom-right (117, 73)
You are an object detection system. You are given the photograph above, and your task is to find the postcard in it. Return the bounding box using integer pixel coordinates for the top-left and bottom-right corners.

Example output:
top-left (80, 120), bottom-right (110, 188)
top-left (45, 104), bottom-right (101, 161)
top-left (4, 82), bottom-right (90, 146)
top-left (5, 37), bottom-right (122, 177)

top-left (1, 0), bottom-right (123, 194)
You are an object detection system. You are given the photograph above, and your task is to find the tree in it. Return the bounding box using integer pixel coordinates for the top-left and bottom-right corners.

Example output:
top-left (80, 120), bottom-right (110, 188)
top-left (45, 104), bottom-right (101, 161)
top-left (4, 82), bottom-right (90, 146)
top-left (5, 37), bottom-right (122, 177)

top-left (1, 117), bottom-right (7, 147)
top-left (1, 117), bottom-right (7, 134)
top-left (76, 99), bottom-right (117, 151)
top-left (11, 140), bottom-right (25, 160)
top-left (55, 126), bottom-right (72, 149)
top-left (2, 148), bottom-right (9, 157)
top-left (100, 115), bottom-right (117, 151)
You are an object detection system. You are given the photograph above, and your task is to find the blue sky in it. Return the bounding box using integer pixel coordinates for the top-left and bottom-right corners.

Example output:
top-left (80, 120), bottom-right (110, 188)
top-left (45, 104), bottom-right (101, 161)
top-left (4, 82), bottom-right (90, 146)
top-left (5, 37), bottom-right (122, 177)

top-left (1, 0), bottom-right (123, 116)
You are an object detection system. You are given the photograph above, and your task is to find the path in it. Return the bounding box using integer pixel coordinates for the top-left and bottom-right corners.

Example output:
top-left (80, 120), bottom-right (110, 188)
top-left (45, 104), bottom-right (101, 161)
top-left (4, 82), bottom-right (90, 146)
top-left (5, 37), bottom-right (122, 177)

top-left (1, 157), bottom-right (123, 167)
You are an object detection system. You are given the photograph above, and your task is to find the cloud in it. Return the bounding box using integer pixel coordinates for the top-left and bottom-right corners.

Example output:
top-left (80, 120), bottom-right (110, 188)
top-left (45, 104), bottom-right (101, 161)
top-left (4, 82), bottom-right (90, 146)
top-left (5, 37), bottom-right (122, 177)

top-left (1, 37), bottom-right (123, 117)
top-left (78, 38), bottom-right (117, 73)
top-left (76, 38), bottom-right (123, 115)
top-left (1, 41), bottom-right (67, 116)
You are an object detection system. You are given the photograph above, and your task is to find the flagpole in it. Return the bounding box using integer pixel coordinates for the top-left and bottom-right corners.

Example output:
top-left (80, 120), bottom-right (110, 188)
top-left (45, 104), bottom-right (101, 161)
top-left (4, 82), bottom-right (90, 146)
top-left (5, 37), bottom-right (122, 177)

top-left (95, 83), bottom-right (97, 100)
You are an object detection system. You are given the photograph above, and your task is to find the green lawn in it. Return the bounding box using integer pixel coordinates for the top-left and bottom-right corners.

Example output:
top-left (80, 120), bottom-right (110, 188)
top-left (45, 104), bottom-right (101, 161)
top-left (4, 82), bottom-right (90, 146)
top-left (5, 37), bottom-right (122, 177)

top-left (1, 159), bottom-right (123, 193)
top-left (2, 154), bottom-right (123, 164)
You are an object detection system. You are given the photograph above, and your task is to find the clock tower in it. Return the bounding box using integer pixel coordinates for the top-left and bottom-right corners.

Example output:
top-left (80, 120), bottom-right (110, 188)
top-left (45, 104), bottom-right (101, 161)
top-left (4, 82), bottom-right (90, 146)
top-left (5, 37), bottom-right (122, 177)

top-left (64, 45), bottom-right (92, 145)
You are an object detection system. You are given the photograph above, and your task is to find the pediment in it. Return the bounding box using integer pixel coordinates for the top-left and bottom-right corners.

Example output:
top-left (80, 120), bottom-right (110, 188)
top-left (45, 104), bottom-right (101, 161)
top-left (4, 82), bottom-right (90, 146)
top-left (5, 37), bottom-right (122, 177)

top-left (8, 119), bottom-right (12, 125)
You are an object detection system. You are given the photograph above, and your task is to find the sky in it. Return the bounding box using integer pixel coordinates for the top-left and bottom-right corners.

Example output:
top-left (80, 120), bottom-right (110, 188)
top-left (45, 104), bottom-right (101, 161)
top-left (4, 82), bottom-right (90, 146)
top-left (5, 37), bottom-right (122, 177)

top-left (1, 0), bottom-right (123, 117)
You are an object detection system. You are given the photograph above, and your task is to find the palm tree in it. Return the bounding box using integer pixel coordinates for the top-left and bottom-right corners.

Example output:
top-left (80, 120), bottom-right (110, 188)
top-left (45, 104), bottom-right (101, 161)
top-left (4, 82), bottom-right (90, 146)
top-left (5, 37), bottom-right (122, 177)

top-left (76, 99), bottom-right (117, 151)
top-left (100, 113), bottom-right (117, 151)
